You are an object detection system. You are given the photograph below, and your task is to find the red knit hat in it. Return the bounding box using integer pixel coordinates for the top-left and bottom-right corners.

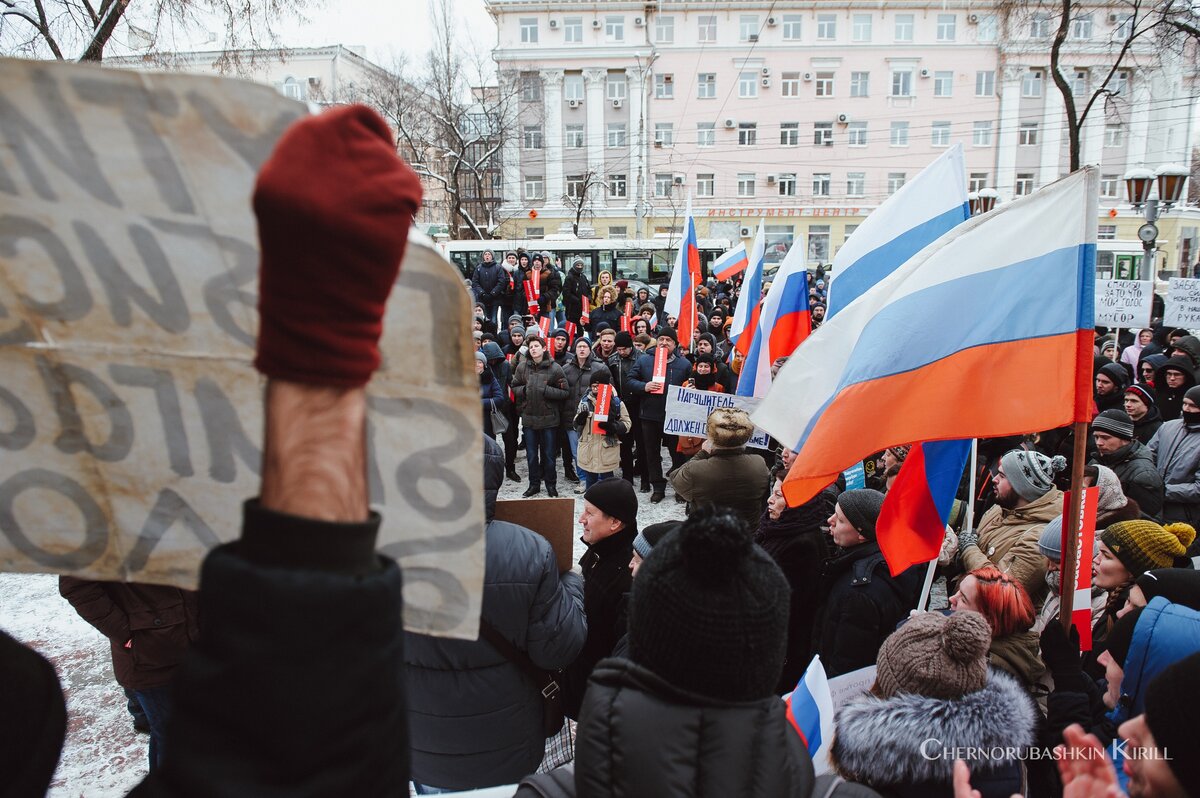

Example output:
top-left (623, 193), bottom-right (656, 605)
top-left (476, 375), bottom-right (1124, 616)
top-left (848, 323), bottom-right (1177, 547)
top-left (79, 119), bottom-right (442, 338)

top-left (253, 105), bottom-right (422, 387)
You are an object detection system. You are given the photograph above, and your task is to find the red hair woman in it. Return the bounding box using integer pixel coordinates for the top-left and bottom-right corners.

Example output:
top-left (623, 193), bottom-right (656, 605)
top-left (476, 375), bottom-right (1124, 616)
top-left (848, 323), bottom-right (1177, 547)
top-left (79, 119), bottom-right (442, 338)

top-left (951, 566), bottom-right (1048, 702)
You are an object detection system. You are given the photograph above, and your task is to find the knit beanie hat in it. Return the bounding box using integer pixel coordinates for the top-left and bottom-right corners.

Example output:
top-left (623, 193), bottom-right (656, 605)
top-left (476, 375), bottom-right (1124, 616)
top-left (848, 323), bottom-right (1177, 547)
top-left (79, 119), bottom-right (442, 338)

top-left (474, 351), bottom-right (487, 365)
top-left (553, 328), bottom-right (570, 341)
top-left (1144, 651), bottom-right (1200, 796)
top-left (614, 331), bottom-right (634, 348)
top-left (1091, 465), bottom-right (1129, 511)
top-left (707, 407), bottom-right (755, 449)
top-left (583, 478), bottom-right (639, 537)
top-left (629, 508), bottom-right (790, 701)
top-left (633, 521), bottom-right (680, 560)
top-left (1092, 409), bottom-right (1134, 440)
top-left (837, 489), bottom-right (886, 541)
top-left (524, 325), bottom-right (542, 340)
top-left (657, 327), bottom-right (679, 343)
top-left (508, 314), bottom-right (524, 327)
top-left (1000, 450), bottom-right (1067, 501)
top-left (886, 445), bottom-right (911, 462)
top-left (1101, 520), bottom-right (1196, 575)
top-left (1125, 383), bottom-right (1156, 408)
top-left (1186, 384), bottom-right (1200, 406)
top-left (1104, 606), bottom-right (1143, 668)
top-left (874, 610), bottom-right (991, 699)
top-left (1038, 516), bottom-right (1064, 561)
top-left (1136, 569), bottom-right (1200, 611)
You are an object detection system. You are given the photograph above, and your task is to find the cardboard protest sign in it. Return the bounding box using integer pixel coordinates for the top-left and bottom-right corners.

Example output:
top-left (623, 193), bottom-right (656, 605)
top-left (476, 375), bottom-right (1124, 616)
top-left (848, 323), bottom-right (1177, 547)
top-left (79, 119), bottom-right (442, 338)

top-left (1094, 280), bottom-right (1153, 328)
top-left (663, 385), bottom-right (770, 448)
top-left (592, 383), bottom-right (612, 435)
top-left (0, 58), bottom-right (485, 639)
top-left (1165, 278), bottom-right (1200, 327)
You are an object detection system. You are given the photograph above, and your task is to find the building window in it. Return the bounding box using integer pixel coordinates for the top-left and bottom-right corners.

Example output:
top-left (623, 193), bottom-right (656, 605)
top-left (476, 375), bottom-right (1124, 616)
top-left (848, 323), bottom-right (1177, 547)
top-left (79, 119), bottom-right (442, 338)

top-left (895, 14), bottom-right (914, 41)
top-left (737, 173), bottom-right (756, 197)
top-left (697, 122), bottom-right (715, 146)
top-left (1014, 173), bottom-right (1034, 196)
top-left (609, 174), bottom-right (627, 198)
top-left (1105, 123), bottom-right (1123, 146)
top-left (1023, 70), bottom-right (1043, 97)
top-left (655, 16), bottom-right (674, 43)
top-left (566, 125), bottom-right (584, 148)
top-left (655, 74), bottom-right (674, 99)
top-left (813, 122), bottom-right (833, 146)
top-left (698, 16), bottom-right (717, 42)
top-left (523, 125), bottom-right (543, 149)
top-left (1072, 69), bottom-right (1089, 96)
top-left (1112, 70), bottom-right (1130, 95)
top-left (977, 14), bottom-right (998, 41)
top-left (812, 172), bottom-right (831, 196)
top-left (607, 74), bottom-right (626, 100)
top-left (607, 123), bottom-right (626, 148)
top-left (1071, 13), bottom-right (1093, 39)
top-left (739, 15), bottom-right (759, 41)
top-left (808, 225), bottom-right (831, 261)
top-left (932, 121), bottom-right (951, 147)
top-left (891, 70), bottom-right (913, 97)
top-left (764, 225), bottom-right (795, 261)
top-left (564, 74), bottom-right (584, 101)
top-left (1030, 14), bottom-right (1050, 38)
top-left (781, 72), bottom-right (801, 97)
top-left (817, 14), bottom-right (837, 40)
top-left (563, 17), bottom-right (583, 42)
top-left (520, 18), bottom-right (538, 43)
top-left (566, 175), bottom-right (586, 200)
top-left (934, 71), bottom-right (953, 97)
top-left (1098, 223), bottom-right (1117, 240)
top-left (526, 226), bottom-right (545, 239)
top-left (654, 173), bottom-right (672, 198)
top-left (844, 224), bottom-right (859, 241)
top-left (697, 73), bottom-right (716, 99)
top-left (608, 226), bottom-right (628, 238)
top-left (738, 122), bottom-right (757, 146)
top-left (848, 122), bottom-right (868, 146)
top-left (850, 71), bottom-right (869, 97)
top-left (697, 173), bottom-right (715, 197)
top-left (654, 123), bottom-right (674, 146)
top-left (739, 72), bottom-right (758, 98)
top-left (779, 173), bottom-right (797, 196)
top-left (606, 16), bottom-right (625, 41)
top-left (847, 172), bottom-right (865, 196)
top-left (887, 173), bottom-right (906, 194)
top-left (782, 14), bottom-right (802, 40)
top-left (975, 71), bottom-right (995, 96)
top-left (852, 14), bottom-right (872, 41)
top-left (1100, 174), bottom-right (1119, 198)
top-left (937, 14), bottom-right (957, 41)
top-left (1114, 14), bottom-right (1134, 39)
top-left (524, 176), bottom-right (544, 199)
top-left (972, 121), bottom-right (993, 146)
top-left (815, 72), bottom-right (835, 97)
top-left (1019, 122), bottom-right (1039, 146)
top-left (890, 121), bottom-right (910, 146)
top-left (780, 122), bottom-right (800, 146)
top-left (968, 172), bottom-right (988, 192)
top-left (521, 72), bottom-right (541, 101)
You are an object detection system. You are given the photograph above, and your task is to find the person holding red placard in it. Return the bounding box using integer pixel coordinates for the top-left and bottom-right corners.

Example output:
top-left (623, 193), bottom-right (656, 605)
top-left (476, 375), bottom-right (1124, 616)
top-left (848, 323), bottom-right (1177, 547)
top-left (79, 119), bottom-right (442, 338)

top-left (627, 329), bottom-right (693, 503)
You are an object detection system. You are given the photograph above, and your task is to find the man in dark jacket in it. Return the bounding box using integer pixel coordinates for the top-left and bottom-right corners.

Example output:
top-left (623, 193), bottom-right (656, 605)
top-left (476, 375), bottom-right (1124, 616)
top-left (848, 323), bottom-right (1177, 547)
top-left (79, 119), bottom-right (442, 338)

top-left (813, 489), bottom-right (923, 677)
top-left (1091, 409), bottom-right (1165, 518)
top-left (608, 331), bottom-right (648, 491)
top-left (627, 329), bottom-right (693, 503)
top-left (405, 436), bottom-right (586, 792)
top-left (562, 478), bottom-right (638, 719)
top-left (1095, 362), bottom-right (1129, 413)
top-left (59, 578), bottom-right (200, 770)
top-left (670, 407), bottom-right (771, 531)
top-left (562, 259), bottom-right (591, 327)
top-left (472, 250), bottom-right (505, 327)
top-left (1125, 383), bottom-right (1164, 444)
top-left (1148, 385), bottom-right (1200, 529)
top-left (1154, 355), bottom-right (1195, 421)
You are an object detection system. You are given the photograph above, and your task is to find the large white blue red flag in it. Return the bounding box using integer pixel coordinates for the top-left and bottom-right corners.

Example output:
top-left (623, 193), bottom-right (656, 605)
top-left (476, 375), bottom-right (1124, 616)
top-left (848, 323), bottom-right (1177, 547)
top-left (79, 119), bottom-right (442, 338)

top-left (664, 194), bottom-right (701, 344)
top-left (736, 238), bottom-right (810, 398)
top-left (755, 168), bottom-right (1098, 506)
top-left (729, 221), bottom-right (766, 347)
top-left (786, 655), bottom-right (835, 775)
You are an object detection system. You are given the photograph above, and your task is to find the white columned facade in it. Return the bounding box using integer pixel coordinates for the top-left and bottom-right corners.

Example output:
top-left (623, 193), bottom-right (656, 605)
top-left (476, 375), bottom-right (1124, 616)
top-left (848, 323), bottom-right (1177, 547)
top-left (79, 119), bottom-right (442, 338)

top-left (1126, 70), bottom-right (1152, 167)
top-left (584, 68), bottom-right (607, 207)
top-left (1039, 74), bottom-right (1064, 186)
top-left (541, 68), bottom-right (565, 209)
top-left (500, 71), bottom-right (521, 206)
top-left (995, 66), bottom-right (1022, 198)
top-left (626, 66), bottom-right (645, 214)
top-left (1080, 71), bottom-right (1105, 167)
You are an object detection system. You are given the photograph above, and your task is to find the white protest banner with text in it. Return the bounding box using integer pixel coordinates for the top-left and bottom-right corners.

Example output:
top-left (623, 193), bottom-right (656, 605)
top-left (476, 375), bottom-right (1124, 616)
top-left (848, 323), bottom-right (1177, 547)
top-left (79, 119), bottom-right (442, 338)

top-left (1165, 278), bottom-right (1200, 328)
top-left (663, 385), bottom-right (770, 448)
top-left (1094, 280), bottom-right (1153, 328)
top-left (0, 58), bottom-right (485, 639)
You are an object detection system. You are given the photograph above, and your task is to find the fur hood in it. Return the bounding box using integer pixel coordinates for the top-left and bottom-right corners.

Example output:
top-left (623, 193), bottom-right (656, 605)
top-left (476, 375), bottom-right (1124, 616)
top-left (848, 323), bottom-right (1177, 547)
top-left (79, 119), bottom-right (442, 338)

top-left (830, 669), bottom-right (1036, 790)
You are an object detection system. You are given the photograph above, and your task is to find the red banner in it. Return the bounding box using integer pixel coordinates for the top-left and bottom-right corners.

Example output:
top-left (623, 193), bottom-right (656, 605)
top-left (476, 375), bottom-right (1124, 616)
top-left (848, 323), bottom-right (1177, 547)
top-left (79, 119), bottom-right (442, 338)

top-left (650, 346), bottom-right (668, 392)
top-left (524, 281), bottom-right (538, 315)
top-left (564, 321), bottom-right (577, 346)
top-left (538, 316), bottom-right (551, 339)
top-left (619, 315), bottom-right (630, 333)
top-left (592, 383), bottom-right (612, 435)
top-left (546, 335), bottom-right (556, 359)
top-left (1061, 487), bottom-right (1099, 651)
top-left (581, 296), bottom-right (590, 326)
top-left (531, 267), bottom-right (540, 296)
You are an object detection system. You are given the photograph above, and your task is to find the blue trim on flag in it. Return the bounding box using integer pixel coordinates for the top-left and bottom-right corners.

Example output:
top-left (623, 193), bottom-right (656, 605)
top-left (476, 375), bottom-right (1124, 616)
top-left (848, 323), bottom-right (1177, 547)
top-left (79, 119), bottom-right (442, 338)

top-left (789, 680), bottom-right (824, 754)
top-left (923, 439), bottom-right (973, 522)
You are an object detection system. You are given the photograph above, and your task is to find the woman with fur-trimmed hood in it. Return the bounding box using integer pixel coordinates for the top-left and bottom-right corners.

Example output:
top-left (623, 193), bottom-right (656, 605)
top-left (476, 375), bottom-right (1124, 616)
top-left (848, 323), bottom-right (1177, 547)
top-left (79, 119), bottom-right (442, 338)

top-left (824, 611), bottom-right (1037, 798)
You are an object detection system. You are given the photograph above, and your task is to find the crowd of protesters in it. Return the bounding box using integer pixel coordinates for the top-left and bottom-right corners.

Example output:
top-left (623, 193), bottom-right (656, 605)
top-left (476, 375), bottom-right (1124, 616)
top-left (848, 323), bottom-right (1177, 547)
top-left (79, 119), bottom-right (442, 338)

top-left (5, 106), bottom-right (1200, 798)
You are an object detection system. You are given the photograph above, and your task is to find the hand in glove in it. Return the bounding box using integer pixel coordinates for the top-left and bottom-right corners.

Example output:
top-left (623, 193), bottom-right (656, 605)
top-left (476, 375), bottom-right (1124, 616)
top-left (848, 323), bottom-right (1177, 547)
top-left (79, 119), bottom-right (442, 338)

top-left (1040, 621), bottom-right (1086, 692)
top-left (957, 527), bottom-right (980, 552)
top-left (599, 419), bottom-right (619, 434)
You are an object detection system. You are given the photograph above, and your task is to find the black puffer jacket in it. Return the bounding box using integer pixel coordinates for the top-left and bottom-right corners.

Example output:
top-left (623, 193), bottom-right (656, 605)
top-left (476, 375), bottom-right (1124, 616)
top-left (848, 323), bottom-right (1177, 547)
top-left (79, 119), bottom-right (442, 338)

top-left (812, 542), bottom-right (923, 678)
top-left (1094, 440), bottom-right (1165, 518)
top-left (572, 658), bottom-right (815, 798)
top-left (405, 438), bottom-right (587, 791)
top-left (1154, 355), bottom-right (1196, 421)
top-left (563, 265), bottom-right (591, 320)
top-left (1133, 403), bottom-right (1163, 445)
top-left (562, 354), bottom-right (611, 411)
top-left (512, 354), bottom-right (569, 430)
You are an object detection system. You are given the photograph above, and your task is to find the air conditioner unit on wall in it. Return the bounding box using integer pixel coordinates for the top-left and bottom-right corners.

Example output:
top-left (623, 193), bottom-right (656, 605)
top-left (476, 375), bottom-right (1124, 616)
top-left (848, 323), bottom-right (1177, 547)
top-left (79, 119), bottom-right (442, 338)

top-left (761, 67), bottom-right (771, 76)
top-left (766, 16), bottom-right (777, 26)
top-left (761, 77), bottom-right (771, 88)
top-left (803, 72), bottom-right (814, 81)
top-left (766, 174), bottom-right (777, 184)
top-left (740, 226), bottom-right (753, 237)
top-left (634, 16), bottom-right (644, 26)
top-left (920, 68), bottom-right (931, 78)
top-left (612, 98), bottom-right (623, 108)
top-left (836, 113), bottom-right (849, 124)
top-left (592, 19), bottom-right (602, 29)
top-left (967, 13), bottom-right (979, 24)
top-left (723, 117), bottom-right (737, 129)
top-left (1107, 12), bottom-right (1121, 23)
top-left (567, 98), bottom-right (580, 108)
top-left (748, 33), bottom-right (759, 42)
top-left (549, 19), bottom-right (558, 29)
top-left (673, 175), bottom-right (685, 185)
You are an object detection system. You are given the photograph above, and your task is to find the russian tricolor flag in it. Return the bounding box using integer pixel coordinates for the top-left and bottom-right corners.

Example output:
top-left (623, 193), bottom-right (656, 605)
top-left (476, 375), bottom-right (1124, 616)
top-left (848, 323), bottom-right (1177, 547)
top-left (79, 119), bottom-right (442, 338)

top-left (712, 243), bottom-right (750, 281)
top-left (825, 145), bottom-right (972, 575)
top-left (754, 168), bottom-right (1099, 506)
top-left (730, 221), bottom-right (766, 354)
top-left (663, 195), bottom-right (701, 344)
top-left (736, 239), bottom-right (810, 398)
top-left (786, 656), bottom-right (835, 774)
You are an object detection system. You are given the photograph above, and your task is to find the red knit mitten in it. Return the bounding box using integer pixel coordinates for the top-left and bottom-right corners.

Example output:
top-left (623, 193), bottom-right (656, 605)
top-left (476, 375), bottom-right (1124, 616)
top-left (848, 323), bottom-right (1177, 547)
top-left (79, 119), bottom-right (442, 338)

top-left (253, 105), bottom-right (423, 387)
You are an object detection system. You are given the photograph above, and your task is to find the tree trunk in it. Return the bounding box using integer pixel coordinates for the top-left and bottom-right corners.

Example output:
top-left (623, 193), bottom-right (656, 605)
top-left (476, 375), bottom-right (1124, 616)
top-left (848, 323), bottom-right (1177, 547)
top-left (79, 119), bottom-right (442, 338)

top-left (1050, 0), bottom-right (1081, 171)
top-left (78, 0), bottom-right (131, 62)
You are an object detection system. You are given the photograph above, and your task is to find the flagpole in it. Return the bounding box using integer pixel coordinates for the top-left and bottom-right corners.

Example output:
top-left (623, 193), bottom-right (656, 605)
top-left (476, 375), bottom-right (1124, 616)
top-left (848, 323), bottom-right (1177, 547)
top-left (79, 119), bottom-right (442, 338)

top-left (964, 438), bottom-right (978, 537)
top-left (1059, 422), bottom-right (1088, 630)
top-left (916, 559), bottom-right (937, 612)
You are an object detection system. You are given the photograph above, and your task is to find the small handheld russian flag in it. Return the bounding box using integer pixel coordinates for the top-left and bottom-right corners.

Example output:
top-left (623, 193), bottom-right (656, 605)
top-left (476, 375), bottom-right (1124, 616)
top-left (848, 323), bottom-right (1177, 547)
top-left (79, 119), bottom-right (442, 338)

top-left (712, 243), bottom-right (750, 281)
top-left (786, 655), bottom-right (836, 774)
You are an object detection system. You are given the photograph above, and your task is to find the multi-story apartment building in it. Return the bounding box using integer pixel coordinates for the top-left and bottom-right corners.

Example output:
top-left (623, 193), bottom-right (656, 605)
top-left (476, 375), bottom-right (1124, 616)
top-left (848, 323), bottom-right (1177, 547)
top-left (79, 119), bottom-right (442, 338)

top-left (488, 1), bottom-right (1199, 274)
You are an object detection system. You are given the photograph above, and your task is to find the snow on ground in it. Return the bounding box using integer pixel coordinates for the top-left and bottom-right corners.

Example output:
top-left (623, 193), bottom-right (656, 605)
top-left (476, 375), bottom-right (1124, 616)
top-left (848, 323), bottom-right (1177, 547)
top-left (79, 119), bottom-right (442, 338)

top-left (0, 455), bottom-right (690, 797)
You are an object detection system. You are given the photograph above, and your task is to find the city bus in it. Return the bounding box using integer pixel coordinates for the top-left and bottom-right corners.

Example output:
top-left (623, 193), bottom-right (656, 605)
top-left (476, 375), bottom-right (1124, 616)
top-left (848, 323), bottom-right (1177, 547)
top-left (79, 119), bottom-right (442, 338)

top-left (439, 236), bottom-right (735, 288)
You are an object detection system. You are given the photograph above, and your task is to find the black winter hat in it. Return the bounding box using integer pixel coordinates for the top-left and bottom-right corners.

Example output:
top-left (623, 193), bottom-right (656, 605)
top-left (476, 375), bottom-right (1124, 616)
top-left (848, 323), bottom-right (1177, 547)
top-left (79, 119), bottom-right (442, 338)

top-left (629, 507), bottom-right (790, 701)
top-left (614, 331), bottom-right (634, 348)
top-left (1144, 651), bottom-right (1200, 797)
top-left (657, 327), bottom-right (678, 343)
top-left (1097, 362), bottom-right (1129, 390)
top-left (633, 521), bottom-right (680, 560)
top-left (1136, 569), bottom-right (1200, 611)
top-left (1093, 409), bottom-right (1134, 440)
top-left (583, 478), bottom-right (638, 536)
top-left (837, 489), bottom-right (886, 541)
top-left (1185, 384), bottom-right (1200, 406)
top-left (1105, 606), bottom-right (1142, 668)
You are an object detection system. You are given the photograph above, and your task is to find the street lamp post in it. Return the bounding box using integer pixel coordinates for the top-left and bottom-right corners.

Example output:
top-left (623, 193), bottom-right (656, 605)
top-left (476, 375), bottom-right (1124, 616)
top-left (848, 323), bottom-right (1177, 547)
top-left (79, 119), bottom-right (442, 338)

top-left (1124, 164), bottom-right (1190, 279)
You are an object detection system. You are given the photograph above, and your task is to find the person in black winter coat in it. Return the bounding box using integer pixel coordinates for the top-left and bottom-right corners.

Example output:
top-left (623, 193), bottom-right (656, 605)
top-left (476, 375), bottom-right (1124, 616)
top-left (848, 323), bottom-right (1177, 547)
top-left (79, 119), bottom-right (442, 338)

top-left (1090, 409), bottom-right (1165, 518)
top-left (472, 250), bottom-right (505, 327)
top-left (812, 489), bottom-right (923, 677)
top-left (562, 260), bottom-right (591, 327)
top-left (405, 436), bottom-right (587, 792)
top-left (536, 258), bottom-right (562, 322)
top-left (755, 472), bottom-right (834, 692)
top-left (1095, 362), bottom-right (1129, 413)
top-left (626, 329), bottom-right (693, 503)
top-left (1124, 383), bottom-right (1164, 445)
top-left (607, 331), bottom-right (649, 491)
top-left (1154, 355), bottom-right (1195, 421)
top-left (477, 351), bottom-right (505, 439)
